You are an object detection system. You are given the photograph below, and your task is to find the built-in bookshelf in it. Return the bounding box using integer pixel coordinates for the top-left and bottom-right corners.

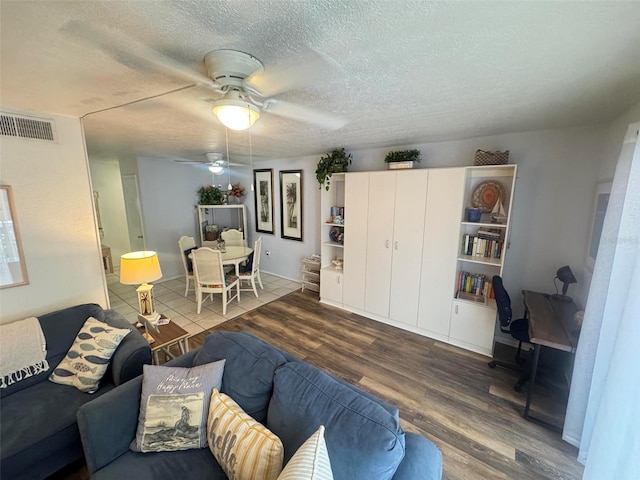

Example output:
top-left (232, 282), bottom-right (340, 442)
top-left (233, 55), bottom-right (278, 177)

top-left (319, 173), bottom-right (345, 303)
top-left (455, 165), bottom-right (517, 306)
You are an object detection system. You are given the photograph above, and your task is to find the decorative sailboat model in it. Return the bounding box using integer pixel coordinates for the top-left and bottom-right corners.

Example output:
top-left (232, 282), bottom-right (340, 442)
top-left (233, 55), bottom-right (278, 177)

top-left (491, 196), bottom-right (507, 224)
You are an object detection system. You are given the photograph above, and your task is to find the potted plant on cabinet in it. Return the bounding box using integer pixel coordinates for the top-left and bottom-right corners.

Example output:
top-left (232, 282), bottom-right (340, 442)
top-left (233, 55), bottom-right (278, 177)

top-left (384, 149), bottom-right (421, 169)
top-left (197, 185), bottom-right (223, 205)
top-left (316, 148), bottom-right (352, 191)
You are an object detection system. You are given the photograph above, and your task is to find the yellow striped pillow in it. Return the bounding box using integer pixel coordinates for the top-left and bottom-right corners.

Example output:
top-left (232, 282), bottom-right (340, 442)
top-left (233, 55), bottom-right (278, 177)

top-left (207, 389), bottom-right (284, 480)
top-left (277, 426), bottom-right (333, 480)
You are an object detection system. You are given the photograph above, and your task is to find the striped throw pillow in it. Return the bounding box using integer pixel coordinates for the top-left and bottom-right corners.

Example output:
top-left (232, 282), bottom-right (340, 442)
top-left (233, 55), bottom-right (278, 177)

top-left (207, 389), bottom-right (283, 480)
top-left (278, 426), bottom-right (333, 480)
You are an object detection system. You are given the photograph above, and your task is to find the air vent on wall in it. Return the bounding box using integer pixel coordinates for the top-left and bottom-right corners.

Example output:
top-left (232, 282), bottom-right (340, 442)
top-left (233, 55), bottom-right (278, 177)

top-left (0, 112), bottom-right (57, 142)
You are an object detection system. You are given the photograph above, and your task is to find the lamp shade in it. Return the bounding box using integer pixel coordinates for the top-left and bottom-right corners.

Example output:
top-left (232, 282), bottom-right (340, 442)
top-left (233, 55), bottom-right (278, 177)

top-left (211, 91), bottom-right (259, 130)
top-left (120, 251), bottom-right (162, 285)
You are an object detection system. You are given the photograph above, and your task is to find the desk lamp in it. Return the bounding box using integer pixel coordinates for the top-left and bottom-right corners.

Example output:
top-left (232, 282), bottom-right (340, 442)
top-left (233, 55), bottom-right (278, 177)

top-left (120, 251), bottom-right (163, 327)
top-left (553, 265), bottom-right (577, 302)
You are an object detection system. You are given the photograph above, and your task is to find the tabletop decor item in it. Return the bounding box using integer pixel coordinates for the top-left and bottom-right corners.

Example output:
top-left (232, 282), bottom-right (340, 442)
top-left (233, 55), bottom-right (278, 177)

top-left (316, 148), bottom-right (352, 191)
top-left (229, 183), bottom-right (245, 199)
top-left (471, 180), bottom-right (505, 212)
top-left (473, 149), bottom-right (509, 166)
top-left (466, 207), bottom-right (483, 223)
top-left (384, 149), bottom-right (421, 170)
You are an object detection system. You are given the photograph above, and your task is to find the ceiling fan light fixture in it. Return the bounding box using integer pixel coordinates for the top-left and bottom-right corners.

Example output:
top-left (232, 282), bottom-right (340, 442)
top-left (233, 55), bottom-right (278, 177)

top-left (208, 164), bottom-right (223, 174)
top-left (212, 99), bottom-right (259, 131)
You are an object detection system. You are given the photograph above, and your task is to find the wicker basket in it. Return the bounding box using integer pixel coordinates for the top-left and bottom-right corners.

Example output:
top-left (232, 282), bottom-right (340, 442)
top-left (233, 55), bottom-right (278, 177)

top-left (474, 150), bottom-right (509, 166)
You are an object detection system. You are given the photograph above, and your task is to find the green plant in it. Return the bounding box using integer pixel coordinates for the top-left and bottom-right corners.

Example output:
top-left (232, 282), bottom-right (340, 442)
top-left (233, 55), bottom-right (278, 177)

top-left (316, 148), bottom-right (352, 191)
top-left (197, 185), bottom-right (223, 205)
top-left (384, 149), bottom-right (421, 163)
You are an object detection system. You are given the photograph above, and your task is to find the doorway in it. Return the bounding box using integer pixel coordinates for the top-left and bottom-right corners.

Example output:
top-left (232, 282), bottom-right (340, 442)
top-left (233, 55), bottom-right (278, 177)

top-left (122, 174), bottom-right (145, 251)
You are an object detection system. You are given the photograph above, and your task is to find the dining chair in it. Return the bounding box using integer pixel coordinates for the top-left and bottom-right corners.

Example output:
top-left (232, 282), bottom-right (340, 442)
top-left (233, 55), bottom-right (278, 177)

top-left (220, 228), bottom-right (245, 247)
top-left (191, 247), bottom-right (240, 315)
top-left (178, 235), bottom-right (196, 297)
top-left (239, 236), bottom-right (263, 297)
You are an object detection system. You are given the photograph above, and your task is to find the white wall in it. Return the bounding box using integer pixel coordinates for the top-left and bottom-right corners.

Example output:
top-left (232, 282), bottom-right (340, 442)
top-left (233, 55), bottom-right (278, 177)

top-left (134, 126), bottom-right (607, 303)
top-left (88, 158), bottom-right (131, 266)
top-left (0, 109), bottom-right (108, 323)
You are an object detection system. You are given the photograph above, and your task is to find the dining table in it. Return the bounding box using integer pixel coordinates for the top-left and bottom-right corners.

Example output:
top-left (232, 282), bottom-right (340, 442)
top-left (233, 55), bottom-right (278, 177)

top-left (219, 245), bottom-right (253, 276)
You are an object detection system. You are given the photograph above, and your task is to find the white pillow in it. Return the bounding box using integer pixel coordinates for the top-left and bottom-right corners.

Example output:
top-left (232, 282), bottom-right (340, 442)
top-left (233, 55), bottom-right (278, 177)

top-left (278, 426), bottom-right (333, 480)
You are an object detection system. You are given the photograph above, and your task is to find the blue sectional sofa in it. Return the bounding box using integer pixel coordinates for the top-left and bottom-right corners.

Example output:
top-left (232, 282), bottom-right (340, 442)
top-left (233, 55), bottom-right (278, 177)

top-left (78, 331), bottom-right (443, 479)
top-left (0, 303), bottom-right (151, 480)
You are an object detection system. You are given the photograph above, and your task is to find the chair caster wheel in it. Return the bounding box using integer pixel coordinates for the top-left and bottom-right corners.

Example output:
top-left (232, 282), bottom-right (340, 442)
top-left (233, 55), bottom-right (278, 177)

top-left (488, 361), bottom-right (496, 369)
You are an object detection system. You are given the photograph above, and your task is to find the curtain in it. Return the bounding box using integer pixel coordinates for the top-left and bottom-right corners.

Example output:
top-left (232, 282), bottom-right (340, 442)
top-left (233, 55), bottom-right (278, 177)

top-left (563, 123), bottom-right (640, 477)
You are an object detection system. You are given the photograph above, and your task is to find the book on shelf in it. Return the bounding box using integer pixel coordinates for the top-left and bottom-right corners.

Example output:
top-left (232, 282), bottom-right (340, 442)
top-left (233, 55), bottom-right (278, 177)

top-left (477, 228), bottom-right (502, 240)
top-left (461, 234), bottom-right (503, 259)
top-left (456, 270), bottom-right (495, 301)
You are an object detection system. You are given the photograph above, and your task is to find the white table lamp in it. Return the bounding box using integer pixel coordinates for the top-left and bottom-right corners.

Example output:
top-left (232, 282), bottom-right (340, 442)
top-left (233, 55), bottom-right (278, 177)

top-left (120, 251), bottom-right (163, 324)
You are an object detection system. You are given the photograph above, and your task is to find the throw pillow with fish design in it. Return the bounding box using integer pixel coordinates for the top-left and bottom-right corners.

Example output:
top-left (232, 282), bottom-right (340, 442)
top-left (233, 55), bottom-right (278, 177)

top-left (49, 316), bottom-right (130, 393)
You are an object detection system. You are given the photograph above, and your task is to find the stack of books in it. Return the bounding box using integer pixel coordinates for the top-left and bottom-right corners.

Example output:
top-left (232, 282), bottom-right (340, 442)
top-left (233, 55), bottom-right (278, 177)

top-left (461, 229), bottom-right (503, 259)
top-left (456, 271), bottom-right (494, 302)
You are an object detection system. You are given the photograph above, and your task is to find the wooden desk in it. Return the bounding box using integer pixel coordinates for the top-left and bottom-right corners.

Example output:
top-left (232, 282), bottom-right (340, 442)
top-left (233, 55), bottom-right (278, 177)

top-left (139, 316), bottom-right (190, 365)
top-left (522, 290), bottom-right (580, 429)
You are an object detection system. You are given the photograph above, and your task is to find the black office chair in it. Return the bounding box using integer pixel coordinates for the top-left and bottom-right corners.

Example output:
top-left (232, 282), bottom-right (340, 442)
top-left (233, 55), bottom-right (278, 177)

top-left (488, 275), bottom-right (531, 391)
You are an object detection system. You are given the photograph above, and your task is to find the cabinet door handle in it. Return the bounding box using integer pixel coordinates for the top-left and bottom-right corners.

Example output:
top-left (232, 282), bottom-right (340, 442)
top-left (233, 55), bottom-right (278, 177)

top-left (385, 240), bottom-right (389, 249)
top-left (337, 276), bottom-right (341, 285)
top-left (395, 241), bottom-right (398, 250)
top-left (455, 305), bottom-right (459, 314)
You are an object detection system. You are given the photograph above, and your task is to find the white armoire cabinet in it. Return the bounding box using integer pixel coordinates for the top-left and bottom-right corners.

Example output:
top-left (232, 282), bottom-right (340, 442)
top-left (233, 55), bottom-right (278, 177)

top-left (417, 168), bottom-right (465, 340)
top-left (342, 173), bottom-right (369, 310)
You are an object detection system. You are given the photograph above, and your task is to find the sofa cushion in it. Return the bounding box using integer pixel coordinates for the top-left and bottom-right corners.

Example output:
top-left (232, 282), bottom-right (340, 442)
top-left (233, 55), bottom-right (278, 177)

top-left (277, 425), bottom-right (333, 480)
top-left (132, 361), bottom-right (226, 452)
top-left (207, 389), bottom-right (284, 480)
top-left (49, 317), bottom-right (130, 393)
top-left (267, 362), bottom-right (405, 480)
top-left (1, 375), bottom-right (115, 478)
top-left (193, 331), bottom-right (288, 423)
top-left (0, 303), bottom-right (106, 398)
top-left (93, 448), bottom-right (227, 480)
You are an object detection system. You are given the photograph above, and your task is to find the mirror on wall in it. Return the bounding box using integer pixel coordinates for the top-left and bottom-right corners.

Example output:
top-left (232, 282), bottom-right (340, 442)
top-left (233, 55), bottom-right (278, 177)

top-left (0, 185), bottom-right (29, 288)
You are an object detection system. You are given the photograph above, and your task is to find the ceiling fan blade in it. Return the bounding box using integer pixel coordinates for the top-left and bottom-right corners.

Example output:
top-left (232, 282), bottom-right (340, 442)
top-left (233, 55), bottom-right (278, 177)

top-left (245, 48), bottom-right (342, 98)
top-left (61, 21), bottom-right (219, 89)
top-left (264, 100), bottom-right (347, 130)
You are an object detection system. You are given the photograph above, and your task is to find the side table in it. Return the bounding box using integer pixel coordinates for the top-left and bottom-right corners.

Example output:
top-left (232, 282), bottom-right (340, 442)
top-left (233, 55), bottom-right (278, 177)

top-left (138, 315), bottom-right (190, 365)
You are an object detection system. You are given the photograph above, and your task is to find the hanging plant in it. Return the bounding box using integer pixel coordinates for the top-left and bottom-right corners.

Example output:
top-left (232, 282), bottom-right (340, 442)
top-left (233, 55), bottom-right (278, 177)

top-left (315, 148), bottom-right (352, 191)
top-left (197, 185), bottom-right (223, 205)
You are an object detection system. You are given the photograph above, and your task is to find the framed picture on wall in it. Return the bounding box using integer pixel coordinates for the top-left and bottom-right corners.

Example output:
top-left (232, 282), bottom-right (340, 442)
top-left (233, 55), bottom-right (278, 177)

top-left (253, 169), bottom-right (275, 234)
top-left (0, 185), bottom-right (29, 289)
top-left (586, 181), bottom-right (612, 271)
top-left (279, 170), bottom-right (303, 241)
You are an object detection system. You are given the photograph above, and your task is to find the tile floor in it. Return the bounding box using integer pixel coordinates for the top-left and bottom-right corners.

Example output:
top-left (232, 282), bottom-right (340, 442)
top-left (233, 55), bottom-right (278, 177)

top-left (106, 268), bottom-right (301, 337)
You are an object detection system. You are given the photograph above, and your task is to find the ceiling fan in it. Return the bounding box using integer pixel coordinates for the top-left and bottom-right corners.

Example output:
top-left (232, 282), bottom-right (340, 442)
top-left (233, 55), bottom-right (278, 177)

top-left (62, 22), bottom-right (347, 131)
top-left (175, 152), bottom-right (251, 172)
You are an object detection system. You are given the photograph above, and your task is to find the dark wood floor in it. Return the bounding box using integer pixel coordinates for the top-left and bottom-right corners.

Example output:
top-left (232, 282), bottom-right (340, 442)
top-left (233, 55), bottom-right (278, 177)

top-left (55, 289), bottom-right (583, 480)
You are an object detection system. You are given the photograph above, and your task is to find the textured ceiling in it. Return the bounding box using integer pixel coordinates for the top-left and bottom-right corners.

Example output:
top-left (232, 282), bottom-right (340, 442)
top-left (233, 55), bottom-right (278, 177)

top-left (2, 1), bottom-right (640, 164)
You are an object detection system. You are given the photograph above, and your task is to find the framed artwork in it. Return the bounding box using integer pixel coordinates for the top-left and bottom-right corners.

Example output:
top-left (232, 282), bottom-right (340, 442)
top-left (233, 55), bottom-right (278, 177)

top-left (586, 181), bottom-right (612, 271)
top-left (0, 185), bottom-right (29, 288)
top-left (279, 170), bottom-right (303, 241)
top-left (253, 169), bottom-right (275, 234)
